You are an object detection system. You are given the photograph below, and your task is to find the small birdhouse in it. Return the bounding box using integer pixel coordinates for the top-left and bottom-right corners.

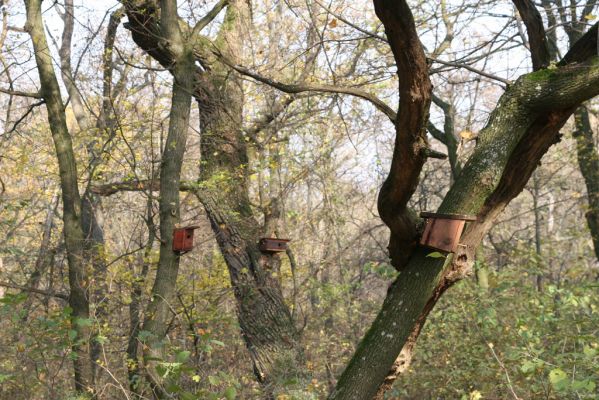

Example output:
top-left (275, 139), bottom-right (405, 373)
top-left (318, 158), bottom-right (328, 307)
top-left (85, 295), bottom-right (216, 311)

top-left (419, 212), bottom-right (476, 253)
top-left (172, 225), bottom-right (201, 254)
top-left (259, 238), bottom-right (290, 253)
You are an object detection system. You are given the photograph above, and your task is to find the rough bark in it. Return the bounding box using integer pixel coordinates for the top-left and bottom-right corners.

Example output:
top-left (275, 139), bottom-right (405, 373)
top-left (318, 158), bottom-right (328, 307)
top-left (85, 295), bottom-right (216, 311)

top-left (24, 0), bottom-right (94, 393)
top-left (195, 2), bottom-right (306, 391)
top-left (122, 0), bottom-right (307, 392)
top-left (329, 18), bottom-right (599, 399)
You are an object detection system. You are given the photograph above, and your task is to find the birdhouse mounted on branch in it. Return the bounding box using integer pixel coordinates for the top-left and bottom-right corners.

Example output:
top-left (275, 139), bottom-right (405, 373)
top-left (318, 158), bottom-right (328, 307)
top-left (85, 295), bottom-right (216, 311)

top-left (419, 212), bottom-right (477, 253)
top-left (172, 225), bottom-right (201, 254)
top-left (259, 238), bottom-right (291, 253)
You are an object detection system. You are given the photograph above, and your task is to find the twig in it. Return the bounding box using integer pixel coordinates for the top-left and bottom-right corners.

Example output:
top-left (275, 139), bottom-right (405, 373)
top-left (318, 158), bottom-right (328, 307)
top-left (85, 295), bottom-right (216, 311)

top-left (488, 343), bottom-right (522, 400)
top-left (0, 281), bottom-right (68, 300)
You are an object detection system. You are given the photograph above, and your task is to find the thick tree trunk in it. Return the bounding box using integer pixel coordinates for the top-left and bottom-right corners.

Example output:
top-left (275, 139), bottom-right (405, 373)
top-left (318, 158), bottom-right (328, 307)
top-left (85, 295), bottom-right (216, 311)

top-left (191, 4), bottom-right (306, 392)
top-left (24, 0), bottom-right (94, 393)
top-left (331, 37), bottom-right (599, 398)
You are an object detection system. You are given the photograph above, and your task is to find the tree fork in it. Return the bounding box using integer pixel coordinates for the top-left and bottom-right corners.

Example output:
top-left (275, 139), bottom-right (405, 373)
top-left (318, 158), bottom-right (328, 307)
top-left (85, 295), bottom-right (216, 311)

top-left (330, 22), bottom-right (599, 398)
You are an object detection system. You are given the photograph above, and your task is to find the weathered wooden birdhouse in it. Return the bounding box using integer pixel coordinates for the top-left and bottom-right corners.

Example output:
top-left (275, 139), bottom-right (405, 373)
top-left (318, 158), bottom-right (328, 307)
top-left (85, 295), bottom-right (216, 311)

top-left (172, 225), bottom-right (201, 254)
top-left (419, 212), bottom-right (476, 253)
top-left (259, 238), bottom-right (290, 253)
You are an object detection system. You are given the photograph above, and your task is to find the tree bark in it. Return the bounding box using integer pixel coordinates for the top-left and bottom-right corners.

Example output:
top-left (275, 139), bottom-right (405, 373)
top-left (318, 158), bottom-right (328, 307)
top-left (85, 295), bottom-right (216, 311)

top-left (24, 0), bottom-right (94, 393)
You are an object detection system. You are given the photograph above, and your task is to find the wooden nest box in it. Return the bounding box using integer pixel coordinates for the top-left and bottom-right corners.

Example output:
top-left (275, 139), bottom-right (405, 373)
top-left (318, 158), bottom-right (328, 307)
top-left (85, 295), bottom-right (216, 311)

top-left (173, 225), bottom-right (201, 254)
top-left (259, 238), bottom-right (291, 253)
top-left (419, 212), bottom-right (476, 253)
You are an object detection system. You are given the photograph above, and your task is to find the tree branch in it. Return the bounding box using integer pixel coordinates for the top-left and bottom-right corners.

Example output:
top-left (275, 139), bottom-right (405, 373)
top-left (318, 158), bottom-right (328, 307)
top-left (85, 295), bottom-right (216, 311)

top-left (0, 87), bottom-right (42, 98)
top-left (90, 179), bottom-right (197, 196)
top-left (513, 0), bottom-right (551, 70)
top-left (429, 56), bottom-right (512, 85)
top-left (216, 53), bottom-right (397, 123)
top-left (0, 281), bottom-right (68, 300)
top-left (190, 0), bottom-right (229, 37)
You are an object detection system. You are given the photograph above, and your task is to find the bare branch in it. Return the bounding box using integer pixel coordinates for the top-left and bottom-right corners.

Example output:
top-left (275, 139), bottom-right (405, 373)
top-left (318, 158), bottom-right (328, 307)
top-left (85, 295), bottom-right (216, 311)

top-left (5, 99), bottom-right (46, 134)
top-left (513, 0), bottom-right (551, 70)
top-left (0, 281), bottom-right (68, 300)
top-left (190, 0), bottom-right (229, 37)
top-left (90, 179), bottom-right (197, 196)
top-left (0, 87), bottom-right (42, 98)
top-left (216, 53), bottom-right (397, 123)
top-left (429, 56), bottom-right (512, 85)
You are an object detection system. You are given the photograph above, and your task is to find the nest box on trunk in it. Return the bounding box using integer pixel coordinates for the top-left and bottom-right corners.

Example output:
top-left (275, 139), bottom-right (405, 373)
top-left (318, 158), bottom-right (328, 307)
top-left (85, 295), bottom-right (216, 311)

top-left (173, 225), bottom-right (201, 254)
top-left (419, 212), bottom-right (476, 253)
top-left (259, 238), bottom-right (290, 253)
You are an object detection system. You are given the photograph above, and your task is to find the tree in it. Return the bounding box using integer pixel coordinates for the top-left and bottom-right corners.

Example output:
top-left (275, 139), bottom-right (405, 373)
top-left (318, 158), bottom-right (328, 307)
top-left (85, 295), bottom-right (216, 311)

top-left (326, 1), bottom-right (599, 398)
top-left (22, 0), bottom-right (95, 393)
top-left (120, 0), bottom-right (313, 393)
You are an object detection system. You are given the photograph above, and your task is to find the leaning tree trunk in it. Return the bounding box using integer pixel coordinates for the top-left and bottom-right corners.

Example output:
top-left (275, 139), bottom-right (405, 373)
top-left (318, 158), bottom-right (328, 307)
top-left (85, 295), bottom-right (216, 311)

top-left (194, 4), bottom-right (306, 390)
top-left (24, 0), bottom-right (94, 393)
top-left (330, 17), bottom-right (599, 398)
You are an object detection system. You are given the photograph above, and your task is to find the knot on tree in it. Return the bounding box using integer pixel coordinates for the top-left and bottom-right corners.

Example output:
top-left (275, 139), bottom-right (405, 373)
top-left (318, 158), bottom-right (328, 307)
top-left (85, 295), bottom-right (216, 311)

top-left (446, 245), bottom-right (475, 283)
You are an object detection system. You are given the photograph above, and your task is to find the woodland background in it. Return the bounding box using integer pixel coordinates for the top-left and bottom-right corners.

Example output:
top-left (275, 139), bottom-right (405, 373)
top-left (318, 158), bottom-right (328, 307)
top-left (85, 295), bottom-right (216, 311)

top-left (0, 0), bottom-right (598, 399)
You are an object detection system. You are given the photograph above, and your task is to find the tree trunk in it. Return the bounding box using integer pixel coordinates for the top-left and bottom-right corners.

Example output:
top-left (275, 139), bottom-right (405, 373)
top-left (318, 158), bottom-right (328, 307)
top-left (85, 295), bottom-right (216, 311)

top-left (532, 171), bottom-right (544, 292)
top-left (191, 3), bottom-right (306, 391)
top-left (24, 0), bottom-right (94, 393)
top-left (331, 27), bottom-right (599, 397)
top-left (127, 198), bottom-right (155, 395)
top-left (142, 2), bottom-right (195, 383)
top-left (57, 2), bottom-right (124, 381)
top-left (573, 106), bottom-right (599, 260)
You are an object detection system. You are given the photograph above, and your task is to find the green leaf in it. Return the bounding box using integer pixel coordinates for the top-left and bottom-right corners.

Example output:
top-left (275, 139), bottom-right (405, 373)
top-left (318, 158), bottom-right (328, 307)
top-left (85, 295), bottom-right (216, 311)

top-left (548, 368), bottom-right (568, 391)
top-left (426, 251), bottom-right (446, 259)
top-left (520, 360), bottom-right (536, 374)
top-left (208, 375), bottom-right (219, 386)
top-left (73, 317), bottom-right (93, 327)
top-left (224, 386), bottom-right (237, 400)
top-left (176, 350), bottom-right (191, 363)
top-left (68, 329), bottom-right (78, 341)
top-left (583, 345), bottom-right (597, 359)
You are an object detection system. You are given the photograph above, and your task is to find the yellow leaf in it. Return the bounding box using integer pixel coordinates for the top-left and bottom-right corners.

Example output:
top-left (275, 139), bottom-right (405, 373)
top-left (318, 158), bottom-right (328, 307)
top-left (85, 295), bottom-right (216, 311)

top-left (584, 14), bottom-right (597, 20)
top-left (459, 130), bottom-right (477, 140)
